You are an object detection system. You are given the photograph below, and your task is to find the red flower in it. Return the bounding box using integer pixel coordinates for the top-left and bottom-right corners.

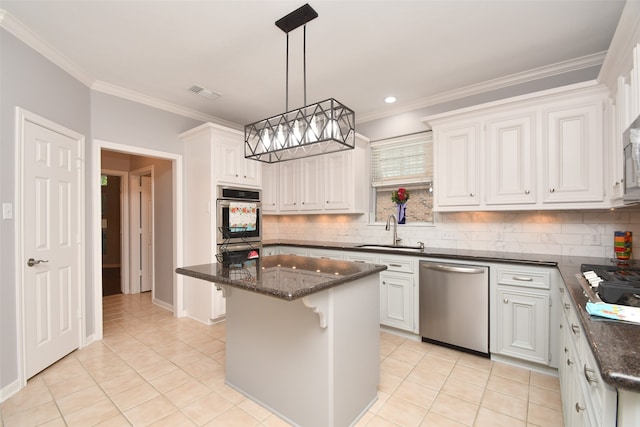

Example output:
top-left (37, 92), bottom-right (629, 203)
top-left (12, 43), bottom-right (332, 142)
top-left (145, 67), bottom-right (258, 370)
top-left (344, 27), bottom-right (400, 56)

top-left (391, 188), bottom-right (410, 204)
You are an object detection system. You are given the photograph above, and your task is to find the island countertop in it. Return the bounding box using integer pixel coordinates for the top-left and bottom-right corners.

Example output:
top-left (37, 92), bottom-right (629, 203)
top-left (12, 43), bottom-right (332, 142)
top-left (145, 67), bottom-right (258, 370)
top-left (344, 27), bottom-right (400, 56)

top-left (176, 254), bottom-right (387, 301)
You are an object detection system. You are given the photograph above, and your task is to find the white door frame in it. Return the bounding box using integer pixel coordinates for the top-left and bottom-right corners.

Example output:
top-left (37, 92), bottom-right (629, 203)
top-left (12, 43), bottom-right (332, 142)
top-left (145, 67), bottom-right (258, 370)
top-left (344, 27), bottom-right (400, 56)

top-left (15, 107), bottom-right (86, 387)
top-left (129, 166), bottom-right (154, 296)
top-left (92, 140), bottom-right (184, 341)
top-left (100, 169), bottom-right (130, 294)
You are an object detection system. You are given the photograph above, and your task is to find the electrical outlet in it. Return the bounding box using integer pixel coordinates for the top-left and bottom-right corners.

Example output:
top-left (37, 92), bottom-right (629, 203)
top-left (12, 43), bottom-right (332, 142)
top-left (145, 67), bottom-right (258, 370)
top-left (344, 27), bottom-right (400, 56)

top-left (2, 203), bottom-right (13, 220)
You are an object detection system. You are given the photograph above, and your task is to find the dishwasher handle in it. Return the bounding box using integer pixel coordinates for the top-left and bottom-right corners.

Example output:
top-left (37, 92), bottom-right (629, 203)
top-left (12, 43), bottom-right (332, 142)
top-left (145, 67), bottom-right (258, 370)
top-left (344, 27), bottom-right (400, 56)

top-left (421, 263), bottom-right (485, 274)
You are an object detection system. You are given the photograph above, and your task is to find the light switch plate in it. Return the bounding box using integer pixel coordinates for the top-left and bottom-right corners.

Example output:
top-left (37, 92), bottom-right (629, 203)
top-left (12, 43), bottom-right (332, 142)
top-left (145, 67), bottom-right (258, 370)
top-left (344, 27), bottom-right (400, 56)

top-left (2, 203), bottom-right (13, 220)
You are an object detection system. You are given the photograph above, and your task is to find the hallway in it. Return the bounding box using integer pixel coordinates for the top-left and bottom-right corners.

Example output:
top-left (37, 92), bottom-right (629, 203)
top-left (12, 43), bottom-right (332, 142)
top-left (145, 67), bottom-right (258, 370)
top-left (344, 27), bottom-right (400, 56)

top-left (0, 293), bottom-right (563, 426)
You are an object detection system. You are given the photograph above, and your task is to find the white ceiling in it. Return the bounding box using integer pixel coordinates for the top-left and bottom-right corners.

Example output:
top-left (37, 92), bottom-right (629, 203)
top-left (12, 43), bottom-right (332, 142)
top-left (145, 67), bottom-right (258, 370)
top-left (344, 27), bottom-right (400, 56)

top-left (0, 0), bottom-right (626, 127)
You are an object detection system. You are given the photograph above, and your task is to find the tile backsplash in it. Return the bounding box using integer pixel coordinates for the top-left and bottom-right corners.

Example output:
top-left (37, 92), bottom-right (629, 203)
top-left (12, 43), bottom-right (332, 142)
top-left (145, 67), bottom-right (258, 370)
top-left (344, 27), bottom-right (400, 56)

top-left (263, 207), bottom-right (640, 258)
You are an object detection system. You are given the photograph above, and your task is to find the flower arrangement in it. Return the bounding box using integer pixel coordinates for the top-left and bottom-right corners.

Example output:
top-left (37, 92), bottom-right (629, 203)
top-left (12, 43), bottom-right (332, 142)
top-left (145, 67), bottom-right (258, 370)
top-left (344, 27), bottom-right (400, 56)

top-left (391, 187), bottom-right (410, 205)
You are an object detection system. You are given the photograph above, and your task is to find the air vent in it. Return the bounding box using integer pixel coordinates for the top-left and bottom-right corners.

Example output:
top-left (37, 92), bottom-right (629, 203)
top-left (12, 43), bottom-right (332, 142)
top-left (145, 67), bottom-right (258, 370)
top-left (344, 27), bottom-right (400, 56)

top-left (188, 85), bottom-right (221, 100)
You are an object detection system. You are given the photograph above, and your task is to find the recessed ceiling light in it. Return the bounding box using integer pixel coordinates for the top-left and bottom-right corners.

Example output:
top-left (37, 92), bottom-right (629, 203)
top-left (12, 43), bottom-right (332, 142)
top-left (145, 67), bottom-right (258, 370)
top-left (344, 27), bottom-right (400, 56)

top-left (189, 85), bottom-right (221, 100)
top-left (384, 96), bottom-right (397, 104)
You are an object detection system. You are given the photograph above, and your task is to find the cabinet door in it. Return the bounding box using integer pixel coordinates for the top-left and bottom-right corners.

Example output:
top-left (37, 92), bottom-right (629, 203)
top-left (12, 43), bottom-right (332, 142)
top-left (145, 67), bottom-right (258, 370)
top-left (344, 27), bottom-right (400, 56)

top-left (543, 101), bottom-right (603, 203)
top-left (324, 151), bottom-right (351, 210)
top-left (380, 271), bottom-right (414, 332)
top-left (217, 137), bottom-right (261, 187)
top-left (496, 287), bottom-right (549, 364)
top-left (300, 157), bottom-right (324, 210)
top-left (485, 114), bottom-right (536, 205)
top-left (211, 287), bottom-right (226, 320)
top-left (435, 124), bottom-right (481, 207)
top-left (262, 163), bottom-right (278, 213)
top-left (279, 161), bottom-right (299, 211)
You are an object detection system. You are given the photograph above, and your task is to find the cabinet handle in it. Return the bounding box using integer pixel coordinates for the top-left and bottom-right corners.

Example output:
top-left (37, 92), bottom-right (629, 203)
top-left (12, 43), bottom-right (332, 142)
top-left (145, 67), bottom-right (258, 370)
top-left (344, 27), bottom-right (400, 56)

top-left (353, 260), bottom-right (365, 263)
top-left (571, 324), bottom-right (580, 335)
top-left (550, 188), bottom-right (555, 193)
top-left (564, 303), bottom-right (570, 310)
top-left (575, 402), bottom-right (586, 413)
top-left (525, 190), bottom-right (530, 194)
top-left (382, 281), bottom-right (387, 285)
top-left (583, 365), bottom-right (598, 385)
top-left (567, 358), bottom-right (574, 366)
top-left (559, 287), bottom-right (564, 293)
top-left (503, 298), bottom-right (509, 304)
top-left (235, 174), bottom-right (239, 177)
top-left (513, 276), bottom-right (533, 282)
top-left (469, 193), bottom-right (474, 197)
top-left (564, 347), bottom-right (569, 354)
top-left (389, 263), bottom-right (403, 268)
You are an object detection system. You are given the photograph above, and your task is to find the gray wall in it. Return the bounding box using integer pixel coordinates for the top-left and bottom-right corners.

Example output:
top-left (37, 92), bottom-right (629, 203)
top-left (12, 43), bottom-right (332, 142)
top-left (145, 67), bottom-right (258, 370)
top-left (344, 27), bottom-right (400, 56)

top-left (0, 30), bottom-right (91, 390)
top-left (1, 30), bottom-right (202, 392)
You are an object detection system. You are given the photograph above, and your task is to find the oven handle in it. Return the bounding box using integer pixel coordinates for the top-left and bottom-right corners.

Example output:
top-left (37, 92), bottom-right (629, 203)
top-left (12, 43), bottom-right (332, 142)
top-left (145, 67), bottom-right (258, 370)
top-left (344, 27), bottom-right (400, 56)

top-left (219, 243), bottom-right (262, 253)
top-left (217, 199), bottom-right (262, 208)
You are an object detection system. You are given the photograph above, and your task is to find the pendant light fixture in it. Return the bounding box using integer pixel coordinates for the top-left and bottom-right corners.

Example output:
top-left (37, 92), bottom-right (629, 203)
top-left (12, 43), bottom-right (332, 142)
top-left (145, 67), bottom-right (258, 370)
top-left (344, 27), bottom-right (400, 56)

top-left (244, 3), bottom-right (355, 163)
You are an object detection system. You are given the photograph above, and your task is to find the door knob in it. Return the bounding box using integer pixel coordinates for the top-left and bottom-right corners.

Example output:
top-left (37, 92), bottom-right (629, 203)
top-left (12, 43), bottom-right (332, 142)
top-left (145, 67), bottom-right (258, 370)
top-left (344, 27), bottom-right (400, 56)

top-left (27, 258), bottom-right (48, 267)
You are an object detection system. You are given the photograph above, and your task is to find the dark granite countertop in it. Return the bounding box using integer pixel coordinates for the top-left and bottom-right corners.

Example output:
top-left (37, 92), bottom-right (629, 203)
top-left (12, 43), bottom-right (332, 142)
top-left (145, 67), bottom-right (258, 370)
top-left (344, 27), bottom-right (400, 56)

top-left (176, 254), bottom-right (387, 301)
top-left (266, 240), bottom-right (640, 392)
top-left (264, 239), bottom-right (559, 266)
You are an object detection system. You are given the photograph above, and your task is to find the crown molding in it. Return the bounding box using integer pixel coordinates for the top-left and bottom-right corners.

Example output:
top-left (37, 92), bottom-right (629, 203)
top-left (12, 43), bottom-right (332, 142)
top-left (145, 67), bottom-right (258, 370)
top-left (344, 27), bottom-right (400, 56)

top-left (357, 51), bottom-right (606, 124)
top-left (91, 81), bottom-right (241, 129)
top-left (0, 9), bottom-right (94, 87)
top-left (1, 9), bottom-right (239, 127)
top-left (598, 0), bottom-right (640, 91)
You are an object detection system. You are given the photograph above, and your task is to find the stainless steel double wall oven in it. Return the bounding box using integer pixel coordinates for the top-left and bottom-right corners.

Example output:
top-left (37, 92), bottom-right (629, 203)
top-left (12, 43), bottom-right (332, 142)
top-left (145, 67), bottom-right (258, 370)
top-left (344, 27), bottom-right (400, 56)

top-left (216, 186), bottom-right (262, 264)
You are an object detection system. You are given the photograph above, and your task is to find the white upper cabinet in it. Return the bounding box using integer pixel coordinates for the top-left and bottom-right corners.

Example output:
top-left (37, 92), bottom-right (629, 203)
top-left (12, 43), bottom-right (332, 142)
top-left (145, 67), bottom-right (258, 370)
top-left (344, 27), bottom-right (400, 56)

top-left (485, 112), bottom-right (536, 206)
top-left (265, 133), bottom-right (369, 214)
top-left (425, 82), bottom-right (609, 212)
top-left (435, 124), bottom-right (481, 207)
top-left (217, 136), bottom-right (261, 188)
top-left (542, 98), bottom-right (603, 204)
top-left (261, 163), bottom-right (279, 212)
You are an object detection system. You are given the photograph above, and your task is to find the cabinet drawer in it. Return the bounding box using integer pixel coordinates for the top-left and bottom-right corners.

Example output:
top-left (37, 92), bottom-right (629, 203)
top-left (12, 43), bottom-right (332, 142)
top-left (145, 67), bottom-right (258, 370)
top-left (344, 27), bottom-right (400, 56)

top-left (496, 268), bottom-right (550, 289)
top-left (379, 256), bottom-right (414, 273)
top-left (344, 252), bottom-right (379, 265)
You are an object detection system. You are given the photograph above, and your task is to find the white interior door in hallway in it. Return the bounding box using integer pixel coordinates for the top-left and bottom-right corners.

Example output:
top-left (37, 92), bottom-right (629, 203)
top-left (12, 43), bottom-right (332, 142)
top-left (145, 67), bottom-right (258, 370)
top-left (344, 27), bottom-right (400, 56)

top-left (140, 175), bottom-right (152, 293)
top-left (130, 170), bottom-right (153, 294)
top-left (20, 113), bottom-right (84, 379)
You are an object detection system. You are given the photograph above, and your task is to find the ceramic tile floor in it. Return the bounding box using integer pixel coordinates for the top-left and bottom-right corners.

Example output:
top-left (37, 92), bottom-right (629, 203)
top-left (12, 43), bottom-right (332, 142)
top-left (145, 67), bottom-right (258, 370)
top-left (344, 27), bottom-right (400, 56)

top-left (1, 293), bottom-right (564, 426)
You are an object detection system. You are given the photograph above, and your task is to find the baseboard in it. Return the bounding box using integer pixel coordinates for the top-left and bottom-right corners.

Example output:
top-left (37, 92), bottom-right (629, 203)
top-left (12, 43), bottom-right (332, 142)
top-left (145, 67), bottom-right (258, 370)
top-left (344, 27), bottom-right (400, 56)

top-left (0, 378), bottom-right (23, 403)
top-left (152, 297), bottom-right (173, 313)
top-left (83, 332), bottom-right (100, 348)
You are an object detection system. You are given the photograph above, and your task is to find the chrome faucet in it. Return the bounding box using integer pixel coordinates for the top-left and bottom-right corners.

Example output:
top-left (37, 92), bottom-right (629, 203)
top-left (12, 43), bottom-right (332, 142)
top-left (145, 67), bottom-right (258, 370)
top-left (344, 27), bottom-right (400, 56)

top-left (385, 214), bottom-right (402, 246)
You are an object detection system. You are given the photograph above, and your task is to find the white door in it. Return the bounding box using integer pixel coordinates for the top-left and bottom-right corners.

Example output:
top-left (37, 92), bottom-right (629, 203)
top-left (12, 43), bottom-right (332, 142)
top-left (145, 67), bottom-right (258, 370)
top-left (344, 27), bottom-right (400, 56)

top-left (140, 176), bottom-right (153, 292)
top-left (23, 119), bottom-right (82, 379)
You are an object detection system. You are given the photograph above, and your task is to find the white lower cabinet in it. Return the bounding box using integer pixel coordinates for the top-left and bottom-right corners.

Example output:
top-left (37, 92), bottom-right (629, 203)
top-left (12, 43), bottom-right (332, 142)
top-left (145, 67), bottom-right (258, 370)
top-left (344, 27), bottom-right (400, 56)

top-left (380, 271), bottom-right (415, 332)
top-left (378, 255), bottom-right (418, 333)
top-left (558, 285), bottom-right (617, 427)
top-left (492, 265), bottom-right (558, 368)
top-left (496, 287), bottom-right (549, 364)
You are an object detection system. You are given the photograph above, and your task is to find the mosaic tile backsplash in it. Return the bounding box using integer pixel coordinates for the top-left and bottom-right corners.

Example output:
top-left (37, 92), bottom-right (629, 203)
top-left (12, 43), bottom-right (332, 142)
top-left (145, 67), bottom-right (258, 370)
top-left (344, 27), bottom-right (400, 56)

top-left (263, 208), bottom-right (640, 258)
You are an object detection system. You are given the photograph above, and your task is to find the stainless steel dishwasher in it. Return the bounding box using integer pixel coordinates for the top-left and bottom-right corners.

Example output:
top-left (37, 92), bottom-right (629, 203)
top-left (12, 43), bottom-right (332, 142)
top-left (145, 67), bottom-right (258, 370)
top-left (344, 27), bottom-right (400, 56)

top-left (419, 261), bottom-right (489, 356)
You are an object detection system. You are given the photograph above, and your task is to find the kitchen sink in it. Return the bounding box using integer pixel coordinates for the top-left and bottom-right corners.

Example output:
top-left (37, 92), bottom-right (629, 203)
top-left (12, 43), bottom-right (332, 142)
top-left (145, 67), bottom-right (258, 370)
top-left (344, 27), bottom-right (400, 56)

top-left (355, 244), bottom-right (424, 253)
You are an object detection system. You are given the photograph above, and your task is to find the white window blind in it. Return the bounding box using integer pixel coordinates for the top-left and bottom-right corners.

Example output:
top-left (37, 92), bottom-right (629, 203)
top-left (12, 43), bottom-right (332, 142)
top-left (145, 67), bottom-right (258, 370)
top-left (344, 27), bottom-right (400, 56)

top-left (370, 132), bottom-right (432, 187)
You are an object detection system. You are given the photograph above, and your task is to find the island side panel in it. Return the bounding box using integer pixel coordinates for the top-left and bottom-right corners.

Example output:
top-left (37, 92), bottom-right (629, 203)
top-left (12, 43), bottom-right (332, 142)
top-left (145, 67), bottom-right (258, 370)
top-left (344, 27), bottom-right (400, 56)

top-left (224, 287), bottom-right (331, 427)
top-left (332, 274), bottom-right (380, 426)
top-left (223, 273), bottom-right (380, 427)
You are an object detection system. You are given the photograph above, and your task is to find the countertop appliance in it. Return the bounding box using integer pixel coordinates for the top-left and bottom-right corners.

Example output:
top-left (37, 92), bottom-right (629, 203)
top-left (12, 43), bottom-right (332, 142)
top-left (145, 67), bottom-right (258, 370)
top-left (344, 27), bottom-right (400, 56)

top-left (580, 263), bottom-right (640, 307)
top-left (419, 261), bottom-right (489, 356)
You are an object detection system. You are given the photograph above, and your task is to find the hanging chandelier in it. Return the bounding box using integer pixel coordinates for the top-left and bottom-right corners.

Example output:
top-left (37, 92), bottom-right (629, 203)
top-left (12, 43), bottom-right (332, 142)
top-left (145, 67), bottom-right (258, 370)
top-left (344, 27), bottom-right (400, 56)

top-left (244, 3), bottom-right (355, 163)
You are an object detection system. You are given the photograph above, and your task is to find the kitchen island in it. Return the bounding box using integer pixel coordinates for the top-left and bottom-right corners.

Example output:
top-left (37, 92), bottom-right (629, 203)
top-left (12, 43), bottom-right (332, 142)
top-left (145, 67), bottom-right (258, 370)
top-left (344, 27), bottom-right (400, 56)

top-left (176, 255), bottom-right (386, 427)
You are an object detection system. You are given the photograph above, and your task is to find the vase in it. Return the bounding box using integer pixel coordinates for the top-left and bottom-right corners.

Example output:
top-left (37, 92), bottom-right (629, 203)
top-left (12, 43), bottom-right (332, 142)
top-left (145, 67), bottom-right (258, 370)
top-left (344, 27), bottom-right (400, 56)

top-left (396, 204), bottom-right (406, 224)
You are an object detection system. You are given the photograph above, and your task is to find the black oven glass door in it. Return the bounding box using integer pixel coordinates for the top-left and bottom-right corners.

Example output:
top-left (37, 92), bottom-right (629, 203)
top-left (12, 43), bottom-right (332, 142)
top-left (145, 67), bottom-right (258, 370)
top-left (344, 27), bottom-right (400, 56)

top-left (217, 199), bottom-right (261, 244)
